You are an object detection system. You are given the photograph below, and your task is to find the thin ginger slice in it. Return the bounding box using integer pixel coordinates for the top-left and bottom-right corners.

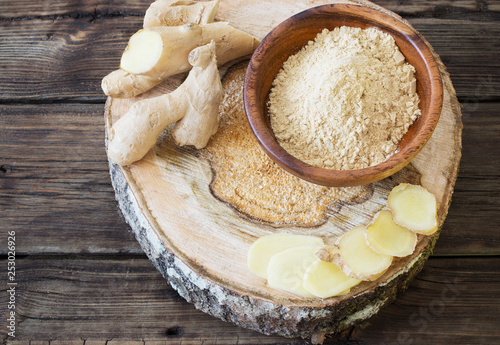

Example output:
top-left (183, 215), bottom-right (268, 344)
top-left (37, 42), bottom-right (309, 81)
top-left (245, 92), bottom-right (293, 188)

top-left (388, 183), bottom-right (438, 235)
top-left (303, 259), bottom-right (361, 298)
top-left (247, 233), bottom-right (324, 279)
top-left (366, 210), bottom-right (417, 257)
top-left (267, 245), bottom-right (324, 298)
top-left (332, 226), bottom-right (393, 281)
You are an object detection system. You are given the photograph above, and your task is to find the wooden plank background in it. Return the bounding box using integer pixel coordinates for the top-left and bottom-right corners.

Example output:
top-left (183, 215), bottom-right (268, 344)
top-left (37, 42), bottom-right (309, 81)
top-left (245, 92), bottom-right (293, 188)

top-left (0, 0), bottom-right (499, 343)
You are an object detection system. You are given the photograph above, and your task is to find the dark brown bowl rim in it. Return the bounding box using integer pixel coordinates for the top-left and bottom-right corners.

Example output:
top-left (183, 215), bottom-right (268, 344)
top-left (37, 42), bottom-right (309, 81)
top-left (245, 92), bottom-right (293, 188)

top-left (243, 3), bottom-right (443, 187)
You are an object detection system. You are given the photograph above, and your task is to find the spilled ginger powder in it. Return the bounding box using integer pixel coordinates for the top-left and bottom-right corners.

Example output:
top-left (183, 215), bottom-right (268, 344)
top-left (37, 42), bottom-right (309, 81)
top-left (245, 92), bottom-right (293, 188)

top-left (268, 26), bottom-right (421, 170)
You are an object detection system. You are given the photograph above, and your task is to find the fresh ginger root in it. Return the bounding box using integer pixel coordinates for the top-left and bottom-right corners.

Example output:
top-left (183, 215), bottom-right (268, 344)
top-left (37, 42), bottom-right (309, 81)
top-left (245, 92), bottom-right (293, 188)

top-left (102, 22), bottom-right (259, 98)
top-left (171, 42), bottom-right (223, 148)
top-left (107, 41), bottom-right (223, 165)
top-left (143, 0), bottom-right (220, 28)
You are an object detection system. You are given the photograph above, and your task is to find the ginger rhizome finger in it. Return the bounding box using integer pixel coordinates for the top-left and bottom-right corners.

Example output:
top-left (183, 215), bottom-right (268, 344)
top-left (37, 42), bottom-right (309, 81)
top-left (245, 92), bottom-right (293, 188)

top-left (172, 40), bottom-right (223, 148)
top-left (107, 41), bottom-right (223, 165)
top-left (144, 0), bottom-right (220, 28)
top-left (102, 22), bottom-right (260, 98)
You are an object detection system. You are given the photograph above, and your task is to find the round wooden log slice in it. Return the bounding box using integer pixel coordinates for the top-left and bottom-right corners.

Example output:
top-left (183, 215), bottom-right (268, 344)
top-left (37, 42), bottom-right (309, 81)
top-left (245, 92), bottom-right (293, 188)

top-left (105, 0), bottom-right (462, 340)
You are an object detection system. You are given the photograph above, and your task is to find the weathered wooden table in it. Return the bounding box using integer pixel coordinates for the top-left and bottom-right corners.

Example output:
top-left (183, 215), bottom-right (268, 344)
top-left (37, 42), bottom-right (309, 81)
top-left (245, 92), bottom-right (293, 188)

top-left (1, 0), bottom-right (499, 344)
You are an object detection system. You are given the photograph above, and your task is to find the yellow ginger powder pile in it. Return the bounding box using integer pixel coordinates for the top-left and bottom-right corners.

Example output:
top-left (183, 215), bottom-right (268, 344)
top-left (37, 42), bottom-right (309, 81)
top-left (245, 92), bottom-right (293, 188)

top-left (268, 26), bottom-right (421, 170)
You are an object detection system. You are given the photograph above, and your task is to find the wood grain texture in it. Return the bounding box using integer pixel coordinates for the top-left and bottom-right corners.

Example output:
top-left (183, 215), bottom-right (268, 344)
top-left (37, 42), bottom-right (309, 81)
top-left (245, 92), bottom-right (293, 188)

top-left (0, 17), bottom-right (142, 102)
top-left (0, 10), bottom-right (498, 102)
top-left (1, 0), bottom-right (498, 18)
top-left (371, 0), bottom-right (500, 13)
top-left (1, 256), bottom-right (498, 343)
top-left (434, 102), bottom-right (500, 255)
top-left (0, 257), bottom-right (306, 344)
top-left (0, 0), bottom-right (150, 18)
top-left (350, 257), bottom-right (500, 344)
top-left (407, 18), bottom-right (500, 102)
top-left (0, 104), bottom-right (142, 255)
top-left (0, 102), bottom-right (498, 256)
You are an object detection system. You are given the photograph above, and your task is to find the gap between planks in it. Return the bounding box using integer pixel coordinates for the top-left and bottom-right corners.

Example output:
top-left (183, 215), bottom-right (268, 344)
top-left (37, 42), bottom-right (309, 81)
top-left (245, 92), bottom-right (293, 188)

top-left (0, 0), bottom-right (498, 20)
top-left (0, 256), bottom-right (498, 343)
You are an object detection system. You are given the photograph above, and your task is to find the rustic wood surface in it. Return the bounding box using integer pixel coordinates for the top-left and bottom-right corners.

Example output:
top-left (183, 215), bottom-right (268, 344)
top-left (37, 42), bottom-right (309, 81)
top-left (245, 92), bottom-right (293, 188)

top-left (0, 0), bottom-right (499, 343)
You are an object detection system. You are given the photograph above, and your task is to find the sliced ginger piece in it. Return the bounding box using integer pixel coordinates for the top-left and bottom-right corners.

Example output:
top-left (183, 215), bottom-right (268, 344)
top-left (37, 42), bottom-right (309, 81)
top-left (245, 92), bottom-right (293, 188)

top-left (332, 226), bottom-right (393, 281)
top-left (247, 233), bottom-right (324, 279)
top-left (338, 288), bottom-right (351, 296)
top-left (303, 259), bottom-right (361, 298)
top-left (267, 245), bottom-right (323, 298)
top-left (366, 210), bottom-right (417, 257)
top-left (388, 183), bottom-right (438, 235)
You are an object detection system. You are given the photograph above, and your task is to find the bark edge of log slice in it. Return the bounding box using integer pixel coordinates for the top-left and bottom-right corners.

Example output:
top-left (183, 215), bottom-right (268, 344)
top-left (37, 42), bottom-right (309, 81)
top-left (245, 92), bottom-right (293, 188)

top-left (104, 0), bottom-right (462, 340)
top-left (109, 158), bottom-right (439, 339)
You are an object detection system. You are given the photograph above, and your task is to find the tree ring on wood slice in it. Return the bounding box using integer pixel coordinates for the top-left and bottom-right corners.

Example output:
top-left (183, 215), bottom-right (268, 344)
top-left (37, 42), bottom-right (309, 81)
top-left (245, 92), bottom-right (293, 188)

top-left (104, 0), bottom-right (462, 339)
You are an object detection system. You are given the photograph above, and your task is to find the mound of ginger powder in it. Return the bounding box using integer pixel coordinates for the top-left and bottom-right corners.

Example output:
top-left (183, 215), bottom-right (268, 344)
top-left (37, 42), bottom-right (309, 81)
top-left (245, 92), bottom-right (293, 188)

top-left (268, 26), bottom-right (421, 170)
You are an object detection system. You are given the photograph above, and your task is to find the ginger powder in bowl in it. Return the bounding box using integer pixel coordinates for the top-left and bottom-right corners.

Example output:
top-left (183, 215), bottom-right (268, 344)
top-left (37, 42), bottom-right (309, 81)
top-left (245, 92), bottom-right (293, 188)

top-left (244, 4), bottom-right (443, 187)
top-left (268, 26), bottom-right (421, 171)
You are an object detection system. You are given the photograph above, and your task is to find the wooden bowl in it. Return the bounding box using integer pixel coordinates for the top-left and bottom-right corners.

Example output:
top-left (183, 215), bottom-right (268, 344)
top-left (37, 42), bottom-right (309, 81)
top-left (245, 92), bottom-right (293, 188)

top-left (243, 4), bottom-right (443, 187)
